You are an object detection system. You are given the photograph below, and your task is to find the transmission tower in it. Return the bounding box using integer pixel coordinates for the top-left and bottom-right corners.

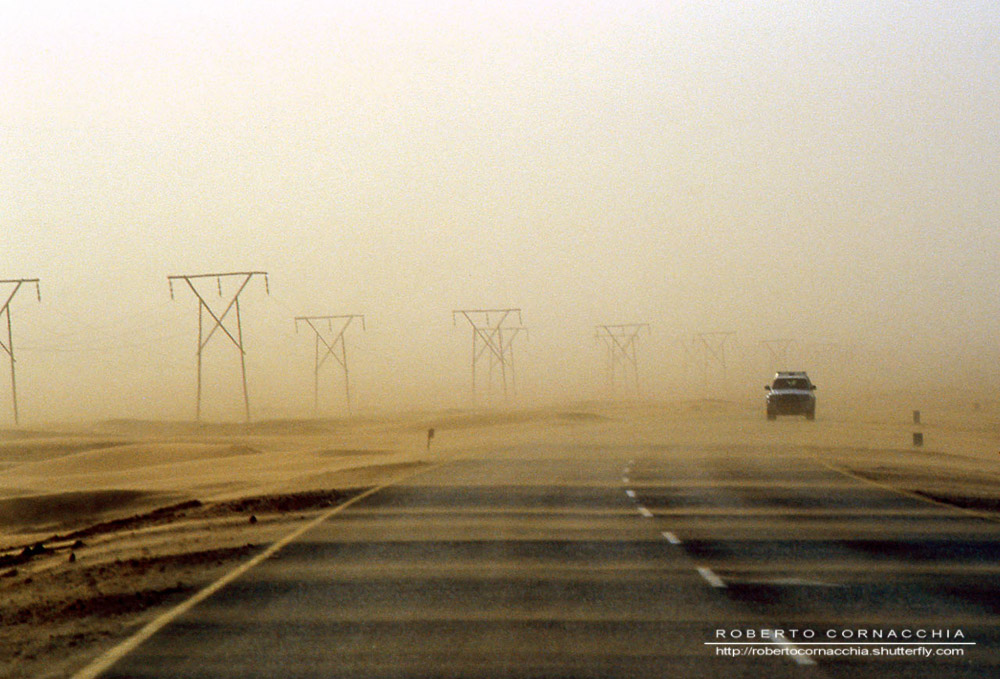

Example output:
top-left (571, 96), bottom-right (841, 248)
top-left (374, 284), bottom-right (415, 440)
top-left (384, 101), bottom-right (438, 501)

top-left (761, 338), bottom-right (795, 373)
top-left (452, 308), bottom-right (524, 404)
top-left (670, 335), bottom-right (698, 385)
top-left (802, 341), bottom-right (859, 381)
top-left (0, 279), bottom-right (40, 425)
top-left (695, 331), bottom-right (736, 392)
top-left (295, 314), bottom-right (366, 415)
top-left (804, 341), bottom-right (851, 363)
top-left (595, 324), bottom-right (649, 397)
top-left (495, 324), bottom-right (528, 398)
top-left (168, 271), bottom-right (269, 422)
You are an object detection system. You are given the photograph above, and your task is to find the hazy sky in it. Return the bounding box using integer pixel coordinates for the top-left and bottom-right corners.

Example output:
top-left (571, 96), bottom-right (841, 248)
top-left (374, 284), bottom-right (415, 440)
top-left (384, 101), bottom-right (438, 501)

top-left (2, 1), bottom-right (999, 420)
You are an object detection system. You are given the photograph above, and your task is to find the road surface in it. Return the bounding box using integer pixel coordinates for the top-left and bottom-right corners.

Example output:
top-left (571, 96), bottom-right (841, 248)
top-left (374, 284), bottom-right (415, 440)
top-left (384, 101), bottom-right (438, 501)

top-left (89, 444), bottom-right (1000, 678)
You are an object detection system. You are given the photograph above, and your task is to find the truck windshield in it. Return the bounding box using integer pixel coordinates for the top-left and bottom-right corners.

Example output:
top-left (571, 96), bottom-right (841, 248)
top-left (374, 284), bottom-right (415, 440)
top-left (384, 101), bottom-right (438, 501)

top-left (773, 378), bottom-right (808, 389)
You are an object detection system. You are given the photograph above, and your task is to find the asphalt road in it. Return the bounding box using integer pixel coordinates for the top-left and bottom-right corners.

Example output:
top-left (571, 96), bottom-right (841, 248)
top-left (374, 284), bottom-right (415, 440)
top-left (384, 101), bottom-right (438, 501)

top-left (92, 445), bottom-right (1000, 678)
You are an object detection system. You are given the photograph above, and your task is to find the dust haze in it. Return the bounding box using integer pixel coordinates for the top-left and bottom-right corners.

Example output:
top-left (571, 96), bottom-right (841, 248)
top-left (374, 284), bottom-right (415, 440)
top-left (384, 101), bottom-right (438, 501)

top-left (2, 1), bottom-right (999, 422)
top-left (4, 6), bottom-right (1000, 675)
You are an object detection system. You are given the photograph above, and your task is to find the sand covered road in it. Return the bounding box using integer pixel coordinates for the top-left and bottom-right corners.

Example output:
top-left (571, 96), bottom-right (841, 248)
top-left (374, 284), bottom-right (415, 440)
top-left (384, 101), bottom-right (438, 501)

top-left (1, 398), bottom-right (999, 677)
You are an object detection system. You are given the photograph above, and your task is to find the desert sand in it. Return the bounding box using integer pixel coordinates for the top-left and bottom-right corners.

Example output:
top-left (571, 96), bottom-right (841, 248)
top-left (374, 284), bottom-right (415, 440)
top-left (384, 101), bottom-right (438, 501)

top-left (2, 396), bottom-right (999, 678)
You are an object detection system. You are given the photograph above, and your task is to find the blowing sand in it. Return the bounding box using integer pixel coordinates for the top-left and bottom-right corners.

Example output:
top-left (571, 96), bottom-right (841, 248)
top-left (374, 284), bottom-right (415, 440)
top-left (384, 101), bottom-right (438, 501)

top-left (2, 397), bottom-right (999, 678)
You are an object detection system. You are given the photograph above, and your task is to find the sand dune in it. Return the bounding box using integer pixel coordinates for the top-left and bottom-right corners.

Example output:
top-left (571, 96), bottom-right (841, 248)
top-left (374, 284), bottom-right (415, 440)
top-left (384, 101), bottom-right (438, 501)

top-left (0, 437), bottom-right (125, 464)
top-left (0, 489), bottom-right (173, 534)
top-left (8, 442), bottom-right (259, 478)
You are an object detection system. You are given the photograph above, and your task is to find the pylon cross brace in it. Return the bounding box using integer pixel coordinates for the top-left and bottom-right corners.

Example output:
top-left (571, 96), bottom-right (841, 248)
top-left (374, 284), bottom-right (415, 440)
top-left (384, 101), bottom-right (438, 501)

top-left (696, 331), bottom-right (735, 366)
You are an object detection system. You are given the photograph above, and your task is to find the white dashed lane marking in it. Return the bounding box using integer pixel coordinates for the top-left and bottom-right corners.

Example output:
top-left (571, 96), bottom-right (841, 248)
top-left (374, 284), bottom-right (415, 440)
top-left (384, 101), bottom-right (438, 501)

top-left (770, 636), bottom-right (817, 666)
top-left (697, 567), bottom-right (726, 588)
top-left (661, 531), bottom-right (682, 545)
top-left (622, 461), bottom-right (814, 668)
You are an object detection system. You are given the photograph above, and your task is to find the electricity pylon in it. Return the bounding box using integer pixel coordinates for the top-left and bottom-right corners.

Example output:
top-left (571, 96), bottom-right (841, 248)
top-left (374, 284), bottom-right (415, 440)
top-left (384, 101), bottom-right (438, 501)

top-left (695, 331), bottom-right (735, 393)
top-left (495, 324), bottom-right (528, 398)
top-left (295, 314), bottom-right (366, 415)
top-left (0, 279), bottom-right (40, 425)
top-left (595, 324), bottom-right (649, 397)
top-left (670, 335), bottom-right (698, 385)
top-left (452, 308), bottom-right (524, 404)
top-left (761, 338), bottom-right (795, 373)
top-left (168, 271), bottom-right (269, 422)
top-left (804, 341), bottom-right (850, 363)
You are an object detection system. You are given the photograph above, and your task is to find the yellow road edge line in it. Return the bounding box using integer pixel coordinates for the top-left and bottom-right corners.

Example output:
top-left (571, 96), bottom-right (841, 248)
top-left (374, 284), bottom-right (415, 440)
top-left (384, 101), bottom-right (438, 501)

top-left (817, 460), bottom-right (1000, 524)
top-left (71, 461), bottom-right (445, 679)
